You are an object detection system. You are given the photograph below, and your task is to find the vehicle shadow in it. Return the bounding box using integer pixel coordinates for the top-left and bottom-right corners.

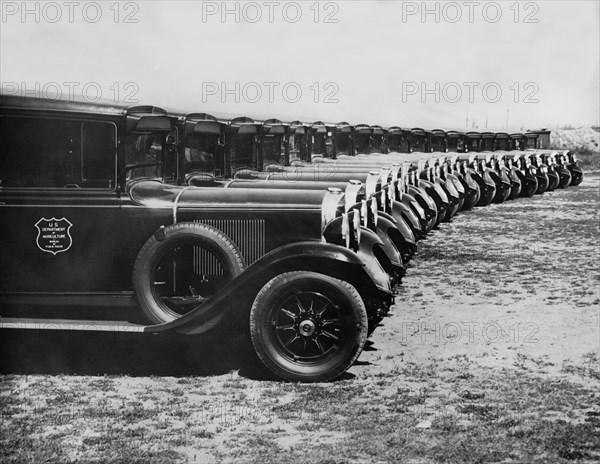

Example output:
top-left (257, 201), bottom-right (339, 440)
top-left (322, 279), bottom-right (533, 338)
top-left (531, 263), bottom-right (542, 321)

top-left (0, 326), bottom-right (273, 380)
top-left (0, 326), bottom-right (362, 382)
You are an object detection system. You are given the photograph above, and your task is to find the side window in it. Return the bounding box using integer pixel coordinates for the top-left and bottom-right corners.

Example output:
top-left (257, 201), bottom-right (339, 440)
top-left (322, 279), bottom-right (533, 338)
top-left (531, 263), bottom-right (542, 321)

top-left (81, 122), bottom-right (117, 188)
top-left (0, 116), bottom-right (116, 189)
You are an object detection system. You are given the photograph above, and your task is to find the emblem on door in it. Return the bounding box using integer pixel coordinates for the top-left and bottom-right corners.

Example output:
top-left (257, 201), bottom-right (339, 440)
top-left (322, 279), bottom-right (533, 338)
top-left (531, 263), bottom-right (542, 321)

top-left (35, 218), bottom-right (73, 255)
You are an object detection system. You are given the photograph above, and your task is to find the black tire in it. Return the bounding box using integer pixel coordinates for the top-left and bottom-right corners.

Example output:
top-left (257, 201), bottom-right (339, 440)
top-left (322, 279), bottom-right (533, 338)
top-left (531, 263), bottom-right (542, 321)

top-left (250, 272), bottom-right (368, 382)
top-left (133, 223), bottom-right (245, 324)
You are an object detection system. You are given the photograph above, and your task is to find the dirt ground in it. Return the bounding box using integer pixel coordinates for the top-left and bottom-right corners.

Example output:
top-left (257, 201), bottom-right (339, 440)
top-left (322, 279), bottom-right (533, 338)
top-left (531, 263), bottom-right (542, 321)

top-left (1, 174), bottom-right (599, 464)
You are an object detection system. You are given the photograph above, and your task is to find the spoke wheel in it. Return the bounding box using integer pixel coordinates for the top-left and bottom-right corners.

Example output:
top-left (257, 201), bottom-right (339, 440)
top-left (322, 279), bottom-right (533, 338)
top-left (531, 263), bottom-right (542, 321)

top-left (250, 272), bottom-right (368, 382)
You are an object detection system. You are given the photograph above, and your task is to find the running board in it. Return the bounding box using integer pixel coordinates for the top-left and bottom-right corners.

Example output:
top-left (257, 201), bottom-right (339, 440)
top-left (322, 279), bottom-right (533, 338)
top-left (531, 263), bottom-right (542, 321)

top-left (0, 318), bottom-right (146, 333)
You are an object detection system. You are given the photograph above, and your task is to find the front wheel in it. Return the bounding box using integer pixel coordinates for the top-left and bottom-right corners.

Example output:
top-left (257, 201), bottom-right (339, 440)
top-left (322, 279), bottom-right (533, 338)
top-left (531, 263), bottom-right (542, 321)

top-left (250, 272), bottom-right (368, 382)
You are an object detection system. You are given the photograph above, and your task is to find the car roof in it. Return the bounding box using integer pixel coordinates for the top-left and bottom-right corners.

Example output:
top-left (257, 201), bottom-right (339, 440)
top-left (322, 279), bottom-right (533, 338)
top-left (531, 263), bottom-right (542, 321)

top-left (0, 94), bottom-right (142, 117)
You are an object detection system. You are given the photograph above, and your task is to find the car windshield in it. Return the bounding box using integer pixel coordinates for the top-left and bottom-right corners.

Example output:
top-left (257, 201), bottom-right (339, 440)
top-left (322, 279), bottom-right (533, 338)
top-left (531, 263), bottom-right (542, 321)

top-left (466, 139), bottom-right (479, 152)
top-left (262, 133), bottom-right (285, 165)
top-left (412, 136), bottom-right (428, 152)
top-left (289, 133), bottom-right (308, 161)
top-left (184, 133), bottom-right (219, 175)
top-left (125, 133), bottom-right (165, 180)
top-left (430, 138), bottom-right (445, 151)
top-left (353, 134), bottom-right (370, 154)
top-left (229, 134), bottom-right (257, 171)
top-left (311, 134), bottom-right (327, 156)
top-left (370, 135), bottom-right (383, 153)
top-left (481, 139), bottom-right (494, 151)
top-left (335, 133), bottom-right (350, 156)
top-left (387, 135), bottom-right (405, 152)
top-left (526, 138), bottom-right (537, 149)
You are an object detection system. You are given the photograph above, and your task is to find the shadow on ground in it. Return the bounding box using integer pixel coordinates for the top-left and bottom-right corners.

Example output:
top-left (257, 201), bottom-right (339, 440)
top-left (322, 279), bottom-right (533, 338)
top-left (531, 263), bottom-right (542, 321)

top-left (0, 324), bottom-right (278, 380)
top-left (0, 323), bottom-right (364, 381)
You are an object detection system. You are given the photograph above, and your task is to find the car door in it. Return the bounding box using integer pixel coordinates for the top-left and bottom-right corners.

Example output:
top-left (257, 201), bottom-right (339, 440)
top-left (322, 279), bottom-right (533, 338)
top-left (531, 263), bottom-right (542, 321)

top-left (0, 113), bottom-right (125, 294)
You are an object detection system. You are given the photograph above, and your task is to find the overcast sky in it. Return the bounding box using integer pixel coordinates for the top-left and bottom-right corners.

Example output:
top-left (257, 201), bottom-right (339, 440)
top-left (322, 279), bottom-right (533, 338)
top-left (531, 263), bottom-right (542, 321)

top-left (1, 0), bottom-right (598, 131)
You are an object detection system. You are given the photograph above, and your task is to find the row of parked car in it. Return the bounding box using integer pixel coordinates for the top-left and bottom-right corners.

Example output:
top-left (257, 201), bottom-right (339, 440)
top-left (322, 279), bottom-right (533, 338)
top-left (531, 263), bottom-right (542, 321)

top-left (0, 96), bottom-right (584, 381)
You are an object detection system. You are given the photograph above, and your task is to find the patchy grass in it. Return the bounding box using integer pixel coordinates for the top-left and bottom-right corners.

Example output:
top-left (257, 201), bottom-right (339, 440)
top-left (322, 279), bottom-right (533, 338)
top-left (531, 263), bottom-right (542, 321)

top-left (1, 175), bottom-right (599, 463)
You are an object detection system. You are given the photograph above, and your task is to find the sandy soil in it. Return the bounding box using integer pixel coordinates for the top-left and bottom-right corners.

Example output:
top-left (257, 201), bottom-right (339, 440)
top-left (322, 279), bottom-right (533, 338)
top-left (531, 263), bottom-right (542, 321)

top-left (1, 174), bottom-right (599, 464)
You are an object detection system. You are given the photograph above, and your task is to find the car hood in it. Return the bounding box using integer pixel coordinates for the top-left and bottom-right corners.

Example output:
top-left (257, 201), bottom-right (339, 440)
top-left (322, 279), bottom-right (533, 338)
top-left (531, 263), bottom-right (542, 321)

top-left (127, 180), bottom-right (328, 210)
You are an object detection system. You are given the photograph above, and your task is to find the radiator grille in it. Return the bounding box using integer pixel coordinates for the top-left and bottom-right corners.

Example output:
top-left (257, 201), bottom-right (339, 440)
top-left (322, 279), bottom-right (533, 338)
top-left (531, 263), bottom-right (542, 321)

top-left (194, 219), bottom-right (265, 267)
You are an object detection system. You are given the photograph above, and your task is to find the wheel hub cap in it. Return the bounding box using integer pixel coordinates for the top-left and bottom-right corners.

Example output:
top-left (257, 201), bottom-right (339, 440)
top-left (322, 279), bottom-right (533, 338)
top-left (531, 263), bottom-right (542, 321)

top-left (299, 320), bottom-right (316, 337)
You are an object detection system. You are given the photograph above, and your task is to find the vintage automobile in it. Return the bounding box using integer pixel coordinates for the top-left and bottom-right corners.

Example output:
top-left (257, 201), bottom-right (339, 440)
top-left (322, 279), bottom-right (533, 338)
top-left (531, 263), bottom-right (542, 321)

top-left (370, 126), bottom-right (387, 154)
top-left (502, 151), bottom-right (539, 197)
top-left (528, 129), bottom-right (551, 150)
top-left (446, 130), bottom-right (466, 153)
top-left (536, 152), bottom-right (560, 192)
top-left (430, 129), bottom-right (448, 153)
top-left (533, 149), bottom-right (583, 187)
top-left (176, 114), bottom-right (420, 268)
top-left (465, 132), bottom-right (482, 153)
top-left (493, 152), bottom-right (522, 200)
top-left (524, 132), bottom-right (539, 150)
top-left (352, 124), bottom-right (372, 155)
top-left (261, 118), bottom-right (289, 168)
top-left (179, 112), bottom-right (228, 184)
top-left (474, 153), bottom-right (512, 203)
top-left (386, 127), bottom-right (410, 153)
top-left (419, 155), bottom-right (464, 216)
top-left (333, 122), bottom-right (353, 158)
top-left (510, 133), bottom-right (526, 151)
top-left (408, 128), bottom-right (430, 153)
top-left (309, 121), bottom-right (334, 159)
top-left (235, 166), bottom-right (421, 255)
top-left (456, 154), bottom-right (496, 207)
top-left (288, 121), bottom-right (310, 163)
top-left (562, 150), bottom-right (584, 186)
top-left (0, 96), bottom-right (399, 382)
top-left (527, 152), bottom-right (550, 194)
top-left (225, 116), bottom-right (261, 173)
top-left (543, 151), bottom-right (572, 188)
top-left (326, 152), bottom-right (451, 226)
top-left (449, 156), bottom-right (481, 210)
top-left (299, 150), bottom-right (442, 232)
top-left (429, 154), bottom-right (468, 212)
top-left (480, 132), bottom-right (496, 152)
top-left (494, 132), bottom-right (511, 151)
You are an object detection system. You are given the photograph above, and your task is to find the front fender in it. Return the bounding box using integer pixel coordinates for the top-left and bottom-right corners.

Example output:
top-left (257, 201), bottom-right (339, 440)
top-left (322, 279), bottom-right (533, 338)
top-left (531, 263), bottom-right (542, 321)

top-left (145, 241), bottom-right (388, 335)
top-left (391, 200), bottom-right (423, 239)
